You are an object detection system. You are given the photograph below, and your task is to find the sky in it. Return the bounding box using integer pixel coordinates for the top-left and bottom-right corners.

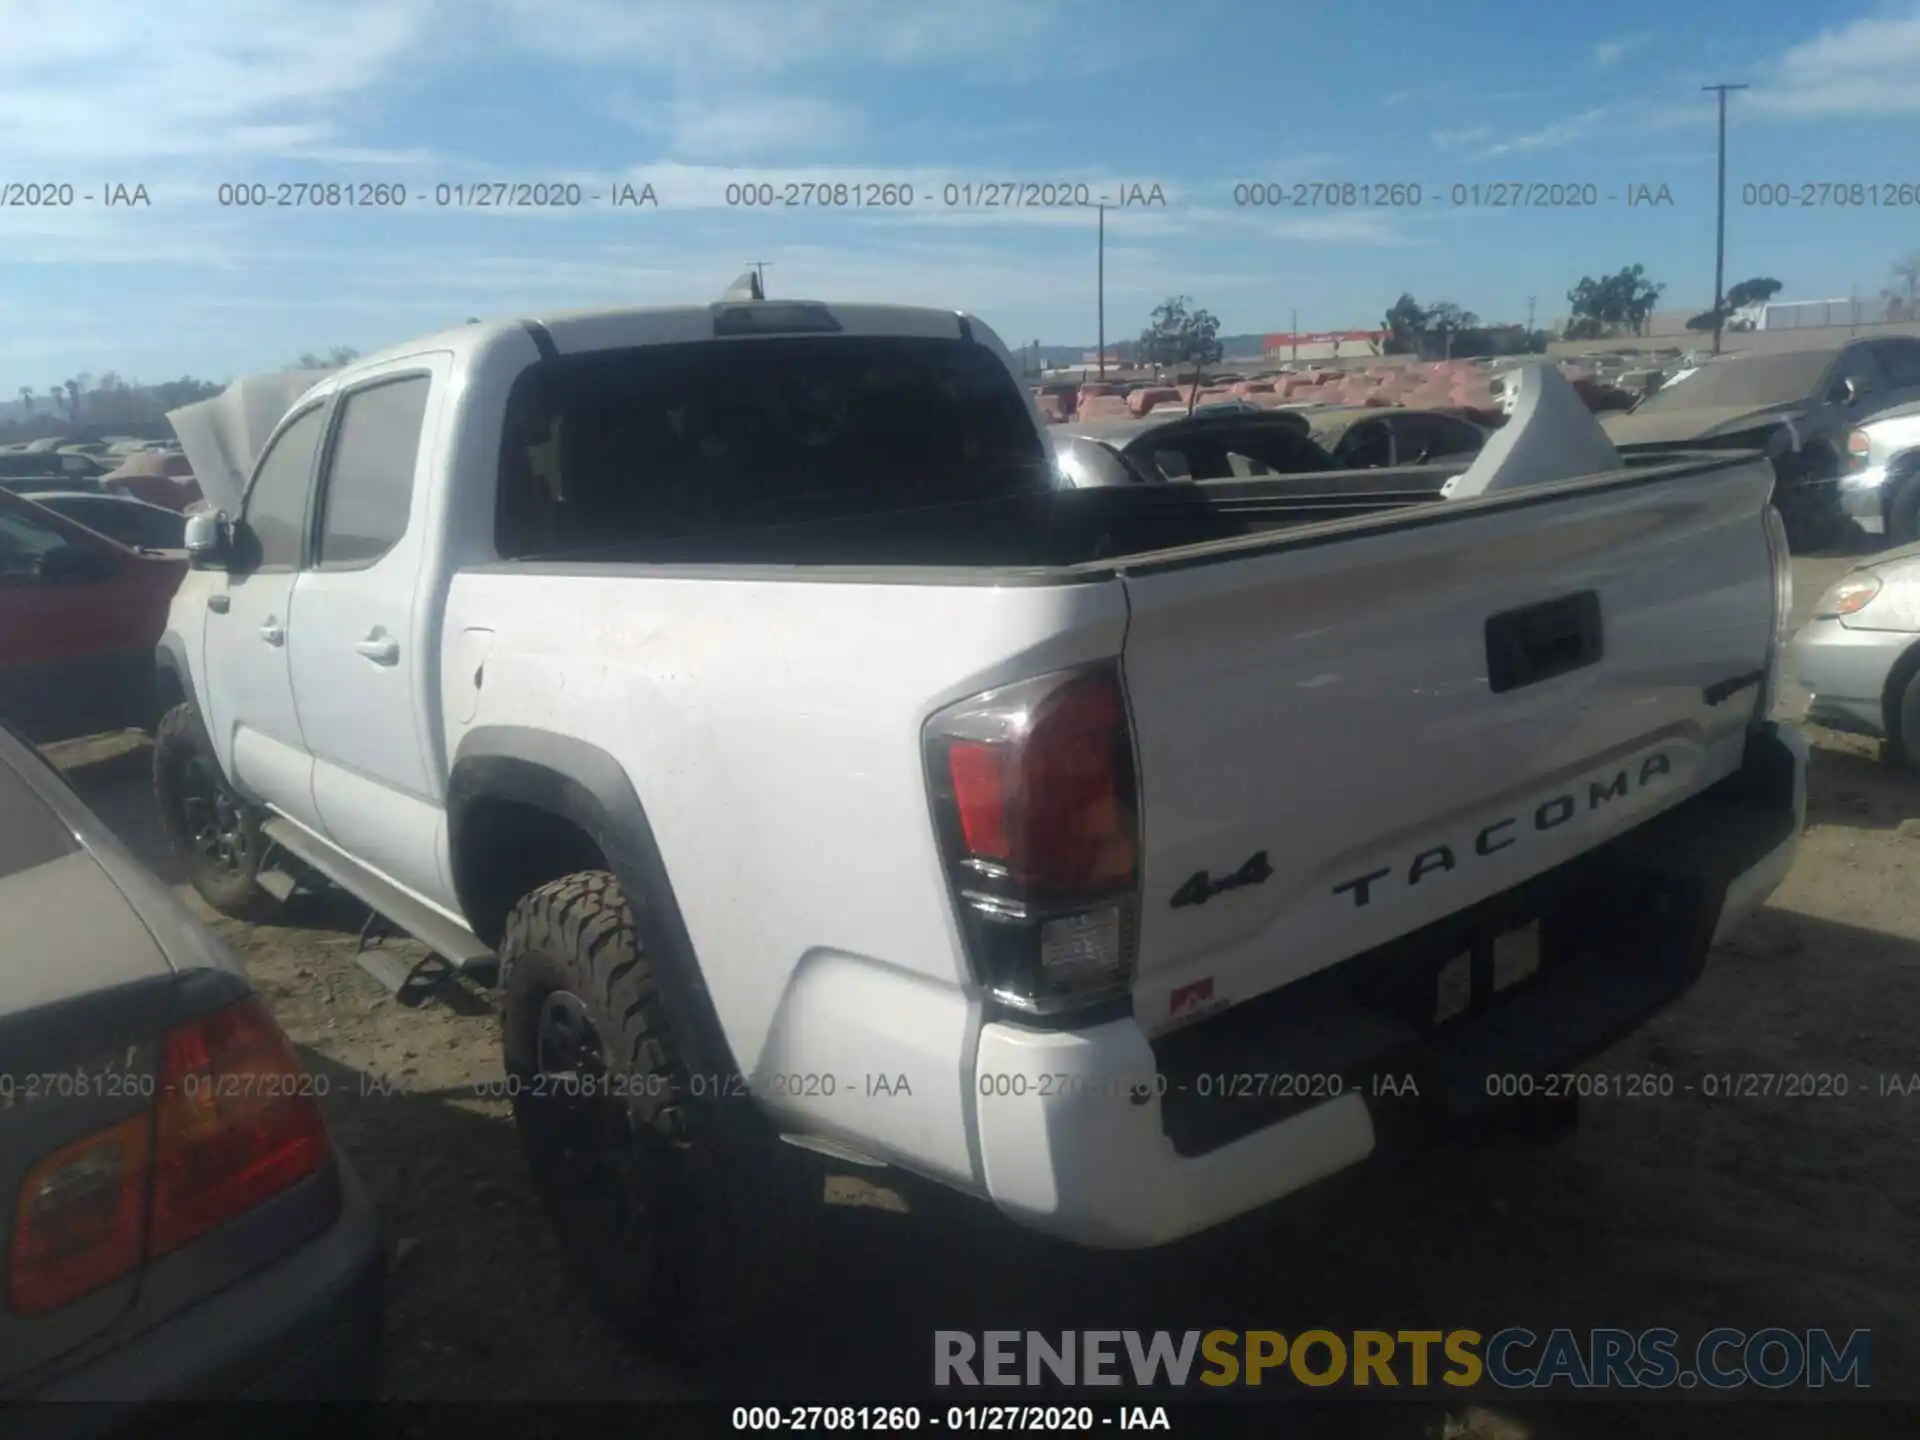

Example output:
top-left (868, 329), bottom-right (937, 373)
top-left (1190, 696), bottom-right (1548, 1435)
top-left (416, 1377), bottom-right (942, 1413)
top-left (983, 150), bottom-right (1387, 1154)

top-left (3, 0), bottom-right (1920, 394)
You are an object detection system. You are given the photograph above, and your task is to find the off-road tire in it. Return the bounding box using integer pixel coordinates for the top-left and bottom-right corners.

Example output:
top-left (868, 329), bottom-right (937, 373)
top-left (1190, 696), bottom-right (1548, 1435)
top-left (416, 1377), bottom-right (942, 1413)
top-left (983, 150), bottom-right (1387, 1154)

top-left (152, 701), bottom-right (279, 920)
top-left (499, 870), bottom-right (812, 1358)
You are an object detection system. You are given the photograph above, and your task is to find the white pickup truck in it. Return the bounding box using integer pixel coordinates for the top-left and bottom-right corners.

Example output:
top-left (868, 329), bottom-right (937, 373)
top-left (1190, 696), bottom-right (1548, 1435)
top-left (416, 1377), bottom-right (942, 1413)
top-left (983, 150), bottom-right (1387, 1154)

top-left (152, 286), bottom-right (1806, 1349)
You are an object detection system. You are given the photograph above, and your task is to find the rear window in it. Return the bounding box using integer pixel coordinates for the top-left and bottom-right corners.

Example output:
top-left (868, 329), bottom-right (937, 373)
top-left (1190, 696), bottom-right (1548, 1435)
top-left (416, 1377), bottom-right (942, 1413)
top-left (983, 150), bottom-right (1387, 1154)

top-left (495, 336), bottom-right (1050, 559)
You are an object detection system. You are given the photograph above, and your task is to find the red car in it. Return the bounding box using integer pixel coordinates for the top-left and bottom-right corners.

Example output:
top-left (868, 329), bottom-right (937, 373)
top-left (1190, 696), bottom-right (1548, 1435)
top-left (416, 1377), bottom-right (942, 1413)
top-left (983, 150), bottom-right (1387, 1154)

top-left (0, 488), bottom-right (186, 742)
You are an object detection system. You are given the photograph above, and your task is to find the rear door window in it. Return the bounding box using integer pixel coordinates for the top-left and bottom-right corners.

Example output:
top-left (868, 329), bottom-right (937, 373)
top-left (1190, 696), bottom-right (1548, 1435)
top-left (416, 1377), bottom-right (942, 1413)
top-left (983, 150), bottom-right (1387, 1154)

top-left (495, 336), bottom-right (1050, 559)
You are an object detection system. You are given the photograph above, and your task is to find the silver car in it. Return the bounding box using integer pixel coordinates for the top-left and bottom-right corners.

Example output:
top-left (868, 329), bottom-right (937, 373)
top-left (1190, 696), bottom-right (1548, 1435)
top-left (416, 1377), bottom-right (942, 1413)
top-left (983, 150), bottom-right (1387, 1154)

top-left (0, 723), bottom-right (382, 1415)
top-left (1790, 544), bottom-right (1920, 760)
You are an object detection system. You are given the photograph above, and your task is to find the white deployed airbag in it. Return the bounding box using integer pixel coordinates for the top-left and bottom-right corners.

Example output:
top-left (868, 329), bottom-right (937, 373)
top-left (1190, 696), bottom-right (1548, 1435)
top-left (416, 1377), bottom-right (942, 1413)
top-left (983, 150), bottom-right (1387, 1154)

top-left (166, 371), bottom-right (330, 516)
top-left (1443, 361), bottom-right (1621, 499)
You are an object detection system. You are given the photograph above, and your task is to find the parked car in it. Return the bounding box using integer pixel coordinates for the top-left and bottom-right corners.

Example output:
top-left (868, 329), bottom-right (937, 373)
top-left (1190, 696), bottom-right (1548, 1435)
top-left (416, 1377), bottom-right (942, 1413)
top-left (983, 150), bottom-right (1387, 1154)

top-left (1601, 337), bottom-right (1920, 548)
top-left (0, 722), bottom-right (382, 1412)
top-left (0, 490), bottom-right (186, 743)
top-left (28, 492), bottom-right (187, 552)
top-left (152, 294), bottom-right (1802, 1356)
top-left (0, 452), bottom-right (107, 483)
top-left (1306, 406), bottom-right (1493, 469)
top-left (1834, 399), bottom-right (1920, 545)
top-left (1052, 408), bottom-right (1332, 486)
top-left (2, 477), bottom-right (107, 498)
top-left (98, 453), bottom-right (202, 513)
top-left (1790, 544), bottom-right (1920, 761)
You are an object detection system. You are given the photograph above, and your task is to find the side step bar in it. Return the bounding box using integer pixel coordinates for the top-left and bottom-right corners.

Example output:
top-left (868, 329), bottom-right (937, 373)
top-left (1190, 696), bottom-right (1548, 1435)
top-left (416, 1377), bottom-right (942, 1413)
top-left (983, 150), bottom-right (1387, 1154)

top-left (258, 816), bottom-right (498, 994)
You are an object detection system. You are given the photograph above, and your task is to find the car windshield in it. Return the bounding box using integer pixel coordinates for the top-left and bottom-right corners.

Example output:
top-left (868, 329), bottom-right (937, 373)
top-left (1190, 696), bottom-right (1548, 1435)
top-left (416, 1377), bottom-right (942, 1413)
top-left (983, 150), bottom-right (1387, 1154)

top-left (1632, 350), bottom-right (1833, 412)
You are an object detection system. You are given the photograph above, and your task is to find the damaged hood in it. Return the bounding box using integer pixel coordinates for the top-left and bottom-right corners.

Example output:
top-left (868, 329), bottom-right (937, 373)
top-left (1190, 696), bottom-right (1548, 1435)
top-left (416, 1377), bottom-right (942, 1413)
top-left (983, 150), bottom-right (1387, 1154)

top-left (166, 371), bottom-right (330, 515)
top-left (1599, 400), bottom-right (1808, 448)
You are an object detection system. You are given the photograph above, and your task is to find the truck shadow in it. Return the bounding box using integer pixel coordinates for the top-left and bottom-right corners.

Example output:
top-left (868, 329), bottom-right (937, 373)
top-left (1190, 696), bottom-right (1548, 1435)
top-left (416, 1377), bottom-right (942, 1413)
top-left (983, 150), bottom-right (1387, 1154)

top-left (289, 904), bottom-right (1918, 1427)
top-left (50, 734), bottom-right (190, 887)
top-left (1805, 739), bottom-right (1920, 833)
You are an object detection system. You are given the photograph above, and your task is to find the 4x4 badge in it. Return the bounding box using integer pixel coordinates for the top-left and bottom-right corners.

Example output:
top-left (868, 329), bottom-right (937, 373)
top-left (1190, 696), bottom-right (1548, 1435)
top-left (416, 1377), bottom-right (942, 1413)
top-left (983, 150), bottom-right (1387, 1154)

top-left (1170, 850), bottom-right (1273, 909)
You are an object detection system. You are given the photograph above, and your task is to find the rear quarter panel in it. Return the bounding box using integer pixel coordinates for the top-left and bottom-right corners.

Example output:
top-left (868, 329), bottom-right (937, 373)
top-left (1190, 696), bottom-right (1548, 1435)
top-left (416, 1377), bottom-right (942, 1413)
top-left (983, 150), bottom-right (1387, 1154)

top-left (442, 566), bottom-right (1127, 1183)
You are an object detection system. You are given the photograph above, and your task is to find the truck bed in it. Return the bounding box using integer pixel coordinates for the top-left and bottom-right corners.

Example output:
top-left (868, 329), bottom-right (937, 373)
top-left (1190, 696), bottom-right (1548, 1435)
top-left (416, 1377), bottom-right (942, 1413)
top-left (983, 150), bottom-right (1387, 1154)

top-left (490, 452), bottom-right (1713, 574)
top-left (449, 446), bottom-right (1778, 1101)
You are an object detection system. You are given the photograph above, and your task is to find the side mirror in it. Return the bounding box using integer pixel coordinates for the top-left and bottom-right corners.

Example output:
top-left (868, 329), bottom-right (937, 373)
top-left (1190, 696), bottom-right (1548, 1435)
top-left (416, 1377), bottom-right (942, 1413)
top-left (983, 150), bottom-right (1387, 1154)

top-left (1843, 375), bottom-right (1874, 405)
top-left (183, 509), bottom-right (232, 568)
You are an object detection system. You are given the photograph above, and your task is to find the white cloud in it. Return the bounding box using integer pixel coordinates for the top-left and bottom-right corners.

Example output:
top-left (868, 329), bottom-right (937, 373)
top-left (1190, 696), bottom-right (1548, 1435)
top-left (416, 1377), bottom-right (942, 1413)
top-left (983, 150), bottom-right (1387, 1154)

top-left (1432, 125), bottom-right (1494, 151)
top-left (479, 0), bottom-right (1079, 74)
top-left (1593, 33), bottom-right (1650, 67)
top-left (0, 1), bottom-right (433, 163)
top-left (1478, 108), bottom-right (1609, 157)
top-left (613, 95), bottom-right (868, 160)
top-left (1756, 8), bottom-right (1920, 115)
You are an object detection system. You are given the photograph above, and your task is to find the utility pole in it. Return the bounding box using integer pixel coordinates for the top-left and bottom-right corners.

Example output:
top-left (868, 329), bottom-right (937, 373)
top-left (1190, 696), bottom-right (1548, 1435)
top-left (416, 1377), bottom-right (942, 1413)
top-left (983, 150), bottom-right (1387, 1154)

top-left (1702, 83), bottom-right (1748, 356)
top-left (1290, 308), bottom-right (1298, 363)
top-left (1526, 295), bottom-right (1537, 334)
top-left (1096, 204), bottom-right (1106, 378)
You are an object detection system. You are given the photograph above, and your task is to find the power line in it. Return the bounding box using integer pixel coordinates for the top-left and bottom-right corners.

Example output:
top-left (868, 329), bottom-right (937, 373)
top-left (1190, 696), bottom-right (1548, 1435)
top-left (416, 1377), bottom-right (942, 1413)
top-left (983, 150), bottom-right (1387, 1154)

top-left (1702, 83), bottom-right (1749, 356)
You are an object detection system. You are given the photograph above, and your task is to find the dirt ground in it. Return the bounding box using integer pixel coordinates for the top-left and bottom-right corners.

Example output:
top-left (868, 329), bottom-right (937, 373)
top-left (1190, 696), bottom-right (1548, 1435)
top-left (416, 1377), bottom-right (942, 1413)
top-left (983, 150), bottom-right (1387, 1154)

top-left (41, 551), bottom-right (1920, 1437)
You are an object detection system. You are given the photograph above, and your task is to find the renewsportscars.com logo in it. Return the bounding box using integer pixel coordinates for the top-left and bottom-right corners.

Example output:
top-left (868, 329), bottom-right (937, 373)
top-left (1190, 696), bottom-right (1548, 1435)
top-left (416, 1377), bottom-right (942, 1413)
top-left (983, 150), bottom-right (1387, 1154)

top-left (934, 1329), bottom-right (1873, 1391)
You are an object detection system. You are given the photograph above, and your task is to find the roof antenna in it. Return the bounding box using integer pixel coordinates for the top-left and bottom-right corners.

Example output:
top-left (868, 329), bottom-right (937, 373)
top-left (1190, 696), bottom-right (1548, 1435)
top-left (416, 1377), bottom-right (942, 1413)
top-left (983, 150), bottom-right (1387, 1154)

top-left (723, 268), bottom-right (765, 301)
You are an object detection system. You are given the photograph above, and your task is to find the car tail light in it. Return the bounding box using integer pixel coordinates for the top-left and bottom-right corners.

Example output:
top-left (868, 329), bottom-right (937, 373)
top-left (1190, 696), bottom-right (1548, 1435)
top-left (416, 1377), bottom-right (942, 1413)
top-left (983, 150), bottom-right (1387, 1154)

top-left (925, 665), bottom-right (1141, 1016)
top-left (150, 998), bottom-right (329, 1257)
top-left (1845, 428), bottom-right (1871, 472)
top-left (7, 1119), bottom-right (151, 1316)
top-left (1759, 504), bottom-right (1794, 720)
top-left (6, 998), bottom-right (329, 1316)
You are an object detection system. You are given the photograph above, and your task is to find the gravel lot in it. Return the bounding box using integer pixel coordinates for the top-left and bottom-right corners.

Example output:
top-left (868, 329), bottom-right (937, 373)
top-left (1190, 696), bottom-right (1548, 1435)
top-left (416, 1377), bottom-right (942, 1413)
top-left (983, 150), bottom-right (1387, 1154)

top-left (42, 551), bottom-right (1920, 1437)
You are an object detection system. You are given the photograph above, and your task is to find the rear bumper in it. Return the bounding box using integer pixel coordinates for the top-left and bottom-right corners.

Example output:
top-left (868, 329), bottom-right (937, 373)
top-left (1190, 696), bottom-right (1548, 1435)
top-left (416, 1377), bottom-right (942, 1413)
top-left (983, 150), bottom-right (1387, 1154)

top-left (974, 723), bottom-right (1806, 1249)
top-left (19, 1158), bottom-right (383, 1430)
top-left (1789, 618), bottom-right (1916, 739)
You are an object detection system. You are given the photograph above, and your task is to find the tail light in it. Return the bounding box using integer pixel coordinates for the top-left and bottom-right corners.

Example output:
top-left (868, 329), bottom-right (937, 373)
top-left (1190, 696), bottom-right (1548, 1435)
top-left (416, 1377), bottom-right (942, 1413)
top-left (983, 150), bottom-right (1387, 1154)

top-left (925, 665), bottom-right (1141, 1017)
top-left (1845, 428), bottom-right (1871, 472)
top-left (8, 1120), bottom-right (151, 1316)
top-left (1759, 504), bottom-right (1794, 721)
top-left (7, 998), bottom-right (329, 1316)
top-left (149, 998), bottom-right (329, 1256)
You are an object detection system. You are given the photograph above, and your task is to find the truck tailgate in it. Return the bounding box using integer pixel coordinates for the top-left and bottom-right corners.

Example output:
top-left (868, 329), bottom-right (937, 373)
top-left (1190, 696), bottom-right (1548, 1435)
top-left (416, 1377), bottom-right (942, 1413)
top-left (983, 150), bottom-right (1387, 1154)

top-left (1118, 455), bottom-right (1775, 1033)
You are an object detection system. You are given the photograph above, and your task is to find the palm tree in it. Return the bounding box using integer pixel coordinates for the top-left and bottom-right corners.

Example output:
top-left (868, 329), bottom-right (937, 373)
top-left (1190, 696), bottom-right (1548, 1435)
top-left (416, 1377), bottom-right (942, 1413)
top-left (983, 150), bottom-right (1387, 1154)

top-left (16, 386), bottom-right (31, 414)
top-left (62, 378), bottom-right (82, 421)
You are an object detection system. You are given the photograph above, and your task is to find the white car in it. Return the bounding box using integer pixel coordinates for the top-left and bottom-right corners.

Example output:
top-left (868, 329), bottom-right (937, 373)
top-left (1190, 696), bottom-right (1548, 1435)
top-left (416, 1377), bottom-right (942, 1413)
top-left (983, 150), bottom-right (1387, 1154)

top-left (151, 295), bottom-right (1804, 1353)
top-left (1836, 399), bottom-right (1920, 543)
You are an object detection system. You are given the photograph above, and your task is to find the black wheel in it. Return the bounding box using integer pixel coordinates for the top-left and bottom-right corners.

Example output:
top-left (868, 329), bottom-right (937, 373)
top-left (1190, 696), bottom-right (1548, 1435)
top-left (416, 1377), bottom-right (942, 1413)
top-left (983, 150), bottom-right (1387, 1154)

top-left (499, 870), bottom-right (812, 1357)
top-left (1885, 660), bottom-right (1920, 770)
top-left (152, 701), bottom-right (278, 920)
top-left (1888, 476), bottom-right (1920, 547)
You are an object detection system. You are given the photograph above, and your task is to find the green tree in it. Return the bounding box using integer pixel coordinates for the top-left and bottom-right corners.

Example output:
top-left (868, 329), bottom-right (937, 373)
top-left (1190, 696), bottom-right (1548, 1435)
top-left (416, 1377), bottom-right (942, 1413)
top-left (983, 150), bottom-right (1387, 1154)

top-left (1382, 293), bottom-right (1429, 354)
top-left (1137, 297), bottom-right (1222, 367)
top-left (288, 345), bottom-right (361, 371)
top-left (1724, 276), bottom-right (1782, 309)
top-left (1566, 264), bottom-right (1666, 337)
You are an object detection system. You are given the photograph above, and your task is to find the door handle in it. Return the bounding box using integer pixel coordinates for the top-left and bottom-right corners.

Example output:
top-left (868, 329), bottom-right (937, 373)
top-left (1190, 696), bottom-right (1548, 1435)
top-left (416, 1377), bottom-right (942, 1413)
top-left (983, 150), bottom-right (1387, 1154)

top-left (355, 635), bottom-right (400, 665)
top-left (258, 621), bottom-right (284, 646)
